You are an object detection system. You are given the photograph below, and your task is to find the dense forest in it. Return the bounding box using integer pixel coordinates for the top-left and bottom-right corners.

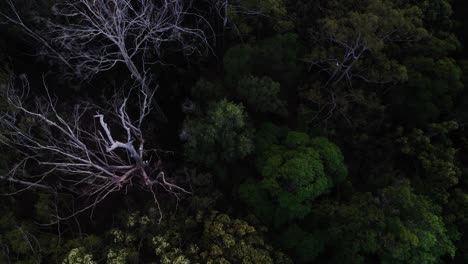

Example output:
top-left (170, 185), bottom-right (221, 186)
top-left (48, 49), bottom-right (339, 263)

top-left (1, 0), bottom-right (468, 263)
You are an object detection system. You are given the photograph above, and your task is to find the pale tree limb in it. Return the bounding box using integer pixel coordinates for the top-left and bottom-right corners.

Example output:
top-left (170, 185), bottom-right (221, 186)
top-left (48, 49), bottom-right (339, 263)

top-left (2, 0), bottom-right (213, 83)
top-left (0, 75), bottom-right (190, 222)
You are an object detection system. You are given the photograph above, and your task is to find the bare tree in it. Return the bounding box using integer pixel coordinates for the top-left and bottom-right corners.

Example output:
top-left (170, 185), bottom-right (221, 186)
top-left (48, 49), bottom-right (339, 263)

top-left (0, 75), bottom-right (189, 222)
top-left (307, 33), bottom-right (371, 88)
top-left (301, 1), bottom-right (428, 126)
top-left (208, 0), bottom-right (288, 41)
top-left (303, 0), bottom-right (431, 89)
top-left (2, 0), bottom-right (213, 84)
top-left (211, 0), bottom-right (265, 26)
top-left (0, 0), bottom-right (214, 220)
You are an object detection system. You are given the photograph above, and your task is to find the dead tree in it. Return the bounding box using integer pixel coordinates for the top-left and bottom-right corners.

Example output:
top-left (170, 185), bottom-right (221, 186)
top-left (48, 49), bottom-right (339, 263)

top-left (302, 1), bottom-right (427, 126)
top-left (306, 9), bottom-right (423, 88)
top-left (2, 0), bottom-right (213, 85)
top-left (308, 33), bottom-right (371, 88)
top-left (0, 75), bottom-right (189, 222)
top-left (0, 0), bottom-right (212, 220)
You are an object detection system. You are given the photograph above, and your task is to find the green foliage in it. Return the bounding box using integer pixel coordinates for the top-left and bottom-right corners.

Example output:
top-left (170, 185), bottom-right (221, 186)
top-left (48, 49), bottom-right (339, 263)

top-left (224, 45), bottom-right (255, 86)
top-left (240, 123), bottom-right (347, 225)
top-left (62, 248), bottom-right (96, 264)
top-left (34, 193), bottom-right (55, 223)
top-left (445, 189), bottom-right (468, 261)
top-left (411, 0), bottom-right (459, 56)
top-left (398, 121), bottom-right (461, 203)
top-left (254, 34), bottom-right (303, 86)
top-left (61, 235), bottom-right (103, 262)
top-left (0, 0), bottom-right (54, 24)
top-left (2, 0), bottom-right (468, 263)
top-left (152, 235), bottom-right (190, 264)
top-left (307, 0), bottom-right (427, 83)
top-left (393, 57), bottom-right (463, 125)
top-left (315, 181), bottom-right (456, 263)
top-left (236, 75), bottom-right (286, 115)
top-left (224, 33), bottom-right (303, 87)
top-left (297, 0), bottom-right (462, 127)
top-left (0, 195), bottom-right (50, 264)
top-left (259, 142), bottom-right (328, 216)
top-left (0, 192), bottom-right (104, 264)
top-left (237, 182), bottom-right (277, 224)
top-left (98, 208), bottom-right (292, 264)
top-left (184, 99), bottom-right (254, 167)
top-left (189, 170), bottom-right (223, 211)
top-left (193, 211), bottom-right (292, 264)
top-left (106, 249), bottom-right (129, 264)
top-left (226, 0), bottom-right (293, 36)
top-left (379, 182), bottom-right (456, 263)
top-left (310, 137), bottom-right (348, 184)
top-left (191, 78), bottom-right (227, 102)
top-left (314, 193), bottom-right (384, 263)
top-left (387, 0), bottom-right (462, 126)
top-left (278, 224), bottom-right (324, 263)
top-left (0, 212), bottom-right (41, 263)
top-left (0, 65), bottom-right (13, 172)
top-left (0, 65), bottom-right (9, 112)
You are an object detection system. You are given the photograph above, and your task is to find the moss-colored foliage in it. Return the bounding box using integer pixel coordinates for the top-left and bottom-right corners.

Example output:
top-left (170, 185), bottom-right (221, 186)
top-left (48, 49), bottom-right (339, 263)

top-left (453, 60), bottom-right (468, 121)
top-left (34, 192), bottom-right (55, 223)
top-left (189, 170), bottom-right (223, 211)
top-left (387, 0), bottom-right (462, 126)
top-left (61, 235), bottom-right (103, 263)
top-left (223, 45), bottom-right (255, 86)
top-left (240, 123), bottom-right (347, 225)
top-left (315, 181), bottom-right (456, 263)
top-left (236, 75), bottom-right (287, 115)
top-left (0, 194), bottom-right (51, 264)
top-left (34, 208), bottom-right (142, 264)
top-left (393, 57), bottom-right (463, 125)
top-left (62, 248), bottom-right (96, 264)
top-left (380, 182), bottom-right (456, 263)
top-left (307, 0), bottom-right (428, 84)
top-left (191, 78), bottom-right (227, 102)
top-left (152, 235), bottom-right (190, 264)
top-left (398, 121), bottom-right (461, 204)
top-left (0, 212), bottom-right (42, 264)
top-left (260, 142), bottom-right (329, 215)
top-left (296, 0), bottom-right (461, 126)
top-left (0, 191), bottom-right (104, 264)
top-left (226, 0), bottom-right (293, 36)
top-left (2, 0), bottom-right (468, 263)
top-left (237, 182), bottom-right (277, 224)
top-left (278, 224), bottom-right (324, 263)
top-left (106, 249), bottom-right (129, 264)
top-left (223, 33), bottom-right (303, 87)
top-left (184, 99), bottom-right (254, 167)
top-left (412, 0), bottom-right (459, 55)
top-left (96, 208), bottom-right (292, 264)
top-left (254, 34), bottom-right (303, 86)
top-left (310, 137), bottom-right (348, 184)
top-left (0, 65), bottom-right (9, 112)
top-left (191, 211), bottom-right (292, 264)
top-left (445, 189), bottom-right (468, 261)
top-left (0, 65), bottom-right (13, 176)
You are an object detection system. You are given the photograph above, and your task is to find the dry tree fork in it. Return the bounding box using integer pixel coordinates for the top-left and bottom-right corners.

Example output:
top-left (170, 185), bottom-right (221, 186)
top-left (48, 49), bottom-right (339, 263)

top-left (1, 0), bottom-right (214, 118)
top-left (2, 0), bottom-right (212, 81)
top-left (0, 0), bottom-right (214, 222)
top-left (0, 76), bottom-right (190, 222)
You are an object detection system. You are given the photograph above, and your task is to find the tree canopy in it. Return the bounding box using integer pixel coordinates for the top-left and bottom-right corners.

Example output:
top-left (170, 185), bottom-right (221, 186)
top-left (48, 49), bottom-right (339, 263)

top-left (1, 0), bottom-right (468, 263)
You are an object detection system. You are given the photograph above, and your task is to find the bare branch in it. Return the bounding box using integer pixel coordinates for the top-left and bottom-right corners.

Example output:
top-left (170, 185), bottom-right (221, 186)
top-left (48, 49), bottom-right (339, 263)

top-left (3, 0), bottom-right (214, 86)
top-left (0, 75), bottom-right (190, 219)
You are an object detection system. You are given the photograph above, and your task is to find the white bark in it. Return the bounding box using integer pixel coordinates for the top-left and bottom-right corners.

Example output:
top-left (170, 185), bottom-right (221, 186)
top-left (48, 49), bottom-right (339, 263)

top-left (0, 75), bottom-right (189, 221)
top-left (2, 0), bottom-right (213, 84)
